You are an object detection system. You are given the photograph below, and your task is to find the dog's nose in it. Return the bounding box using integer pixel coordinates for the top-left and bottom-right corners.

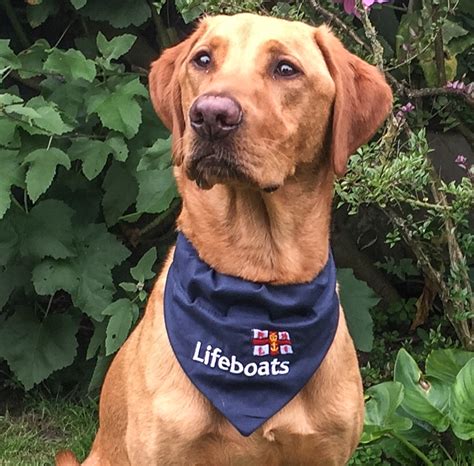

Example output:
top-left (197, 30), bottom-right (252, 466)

top-left (189, 94), bottom-right (242, 140)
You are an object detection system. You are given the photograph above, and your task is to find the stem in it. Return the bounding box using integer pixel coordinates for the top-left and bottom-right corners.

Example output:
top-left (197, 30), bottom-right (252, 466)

top-left (1, 0), bottom-right (30, 49)
top-left (388, 432), bottom-right (435, 466)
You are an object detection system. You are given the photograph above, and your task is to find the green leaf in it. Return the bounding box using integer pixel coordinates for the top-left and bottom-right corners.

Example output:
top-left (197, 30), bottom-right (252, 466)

top-left (337, 268), bottom-right (378, 352)
top-left (0, 265), bottom-right (28, 311)
top-left (137, 137), bottom-right (172, 171)
top-left (0, 119), bottom-right (18, 147)
top-left (17, 39), bottom-right (49, 79)
top-left (394, 348), bottom-right (450, 432)
top-left (442, 20), bottom-right (468, 44)
top-left (97, 32), bottom-right (137, 61)
top-left (130, 247), bottom-right (157, 283)
top-left (21, 96), bottom-right (72, 136)
top-left (136, 167), bottom-right (178, 214)
top-left (106, 135), bottom-right (129, 162)
top-left (0, 218), bottom-right (18, 266)
top-left (24, 148), bottom-right (71, 202)
top-left (0, 39), bottom-right (20, 73)
top-left (86, 319), bottom-right (107, 360)
top-left (26, 0), bottom-right (60, 28)
top-left (426, 349), bottom-right (474, 385)
top-left (80, 0), bottom-right (151, 28)
top-left (103, 298), bottom-right (138, 355)
top-left (361, 381), bottom-right (412, 443)
top-left (44, 48), bottom-right (96, 82)
top-left (70, 0), bottom-right (87, 9)
top-left (450, 359), bottom-right (474, 440)
top-left (88, 90), bottom-right (142, 139)
top-left (20, 199), bottom-right (75, 259)
top-left (69, 139), bottom-right (112, 180)
top-left (0, 150), bottom-right (23, 219)
top-left (32, 223), bottom-right (130, 320)
top-left (102, 162), bottom-right (138, 226)
top-left (0, 310), bottom-right (79, 390)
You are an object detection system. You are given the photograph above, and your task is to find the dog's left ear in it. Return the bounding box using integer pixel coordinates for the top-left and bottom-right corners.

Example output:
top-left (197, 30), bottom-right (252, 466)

top-left (314, 26), bottom-right (393, 177)
top-left (149, 24), bottom-right (206, 165)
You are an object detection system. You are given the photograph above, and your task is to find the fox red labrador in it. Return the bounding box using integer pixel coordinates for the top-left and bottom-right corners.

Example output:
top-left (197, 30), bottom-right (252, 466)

top-left (57, 13), bottom-right (392, 466)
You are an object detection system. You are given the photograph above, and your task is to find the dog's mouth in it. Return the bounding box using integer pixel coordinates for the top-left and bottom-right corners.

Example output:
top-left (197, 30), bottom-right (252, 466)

top-left (186, 142), bottom-right (279, 192)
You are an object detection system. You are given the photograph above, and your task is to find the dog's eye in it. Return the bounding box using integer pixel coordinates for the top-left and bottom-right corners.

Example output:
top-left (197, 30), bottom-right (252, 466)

top-left (274, 61), bottom-right (300, 78)
top-left (193, 52), bottom-right (212, 69)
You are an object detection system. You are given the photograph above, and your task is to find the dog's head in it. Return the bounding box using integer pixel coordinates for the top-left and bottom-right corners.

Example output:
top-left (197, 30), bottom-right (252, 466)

top-left (149, 14), bottom-right (392, 191)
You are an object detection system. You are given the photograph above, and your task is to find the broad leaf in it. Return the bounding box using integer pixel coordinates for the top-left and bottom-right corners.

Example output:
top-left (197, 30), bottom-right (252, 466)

top-left (136, 167), bottom-right (178, 214)
top-left (0, 310), bottom-right (79, 390)
top-left (17, 39), bottom-right (49, 79)
top-left (450, 359), bottom-right (474, 440)
top-left (426, 349), bottom-right (474, 385)
top-left (97, 32), bottom-right (137, 61)
top-left (0, 40), bottom-right (20, 73)
top-left (0, 150), bottom-right (23, 219)
top-left (337, 268), bottom-right (378, 352)
top-left (137, 137), bottom-right (172, 171)
top-left (80, 0), bottom-right (151, 28)
top-left (26, 0), bottom-right (60, 28)
top-left (32, 223), bottom-right (130, 320)
top-left (394, 349), bottom-right (450, 432)
top-left (103, 298), bottom-right (138, 355)
top-left (106, 135), bottom-right (129, 162)
top-left (130, 247), bottom-right (157, 283)
top-left (44, 48), bottom-right (96, 82)
top-left (24, 148), bottom-right (71, 202)
top-left (21, 96), bottom-right (72, 136)
top-left (361, 381), bottom-right (412, 443)
top-left (69, 139), bottom-right (112, 180)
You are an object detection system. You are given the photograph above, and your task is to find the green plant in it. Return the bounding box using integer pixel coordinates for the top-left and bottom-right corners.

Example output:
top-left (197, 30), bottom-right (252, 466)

top-left (362, 348), bottom-right (474, 465)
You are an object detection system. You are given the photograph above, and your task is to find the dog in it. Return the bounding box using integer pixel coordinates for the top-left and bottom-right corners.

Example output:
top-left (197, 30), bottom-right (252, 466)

top-left (56, 13), bottom-right (392, 466)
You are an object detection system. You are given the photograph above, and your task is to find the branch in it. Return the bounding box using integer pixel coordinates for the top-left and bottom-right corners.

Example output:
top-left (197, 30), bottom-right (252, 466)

top-left (306, 0), bottom-right (370, 53)
top-left (405, 87), bottom-right (474, 107)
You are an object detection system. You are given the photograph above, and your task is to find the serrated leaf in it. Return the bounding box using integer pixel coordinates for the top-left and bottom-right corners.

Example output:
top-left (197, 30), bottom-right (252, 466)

top-left (26, 0), bottom-right (60, 28)
top-left (0, 119), bottom-right (18, 147)
top-left (97, 32), bottom-right (136, 61)
top-left (337, 268), bottom-right (378, 352)
top-left (450, 359), bottom-right (474, 440)
top-left (22, 96), bottom-right (72, 135)
top-left (136, 167), bottom-right (178, 214)
top-left (20, 199), bottom-right (75, 259)
top-left (426, 349), bottom-right (474, 385)
top-left (69, 139), bottom-right (111, 180)
top-left (24, 148), bottom-right (71, 202)
top-left (130, 248), bottom-right (157, 283)
top-left (44, 48), bottom-right (96, 82)
top-left (106, 135), bottom-right (129, 162)
top-left (92, 92), bottom-right (142, 138)
top-left (80, 0), bottom-right (151, 28)
top-left (394, 348), bottom-right (450, 432)
top-left (17, 39), bottom-right (49, 79)
top-left (361, 381), bottom-right (412, 443)
top-left (32, 223), bottom-right (130, 319)
top-left (0, 150), bottom-right (23, 219)
top-left (103, 298), bottom-right (137, 355)
top-left (137, 137), bottom-right (172, 171)
top-left (102, 162), bottom-right (137, 226)
top-left (0, 310), bottom-right (79, 390)
top-left (0, 39), bottom-right (20, 73)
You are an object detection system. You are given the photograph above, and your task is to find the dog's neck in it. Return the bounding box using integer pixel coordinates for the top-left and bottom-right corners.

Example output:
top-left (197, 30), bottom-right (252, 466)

top-left (176, 164), bottom-right (334, 285)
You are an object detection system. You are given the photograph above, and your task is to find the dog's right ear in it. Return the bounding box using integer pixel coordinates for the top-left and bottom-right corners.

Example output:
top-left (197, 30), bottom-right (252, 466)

top-left (149, 25), bottom-right (205, 165)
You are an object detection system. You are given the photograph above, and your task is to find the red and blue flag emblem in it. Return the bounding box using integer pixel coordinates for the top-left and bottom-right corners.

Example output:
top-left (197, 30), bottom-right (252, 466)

top-left (252, 329), bottom-right (293, 356)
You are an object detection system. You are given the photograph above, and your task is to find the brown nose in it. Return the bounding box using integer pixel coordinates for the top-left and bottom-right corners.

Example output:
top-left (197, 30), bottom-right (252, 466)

top-left (189, 94), bottom-right (242, 140)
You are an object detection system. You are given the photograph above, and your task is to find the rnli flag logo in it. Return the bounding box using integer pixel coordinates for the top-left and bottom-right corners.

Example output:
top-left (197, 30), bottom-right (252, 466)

top-left (251, 329), bottom-right (293, 357)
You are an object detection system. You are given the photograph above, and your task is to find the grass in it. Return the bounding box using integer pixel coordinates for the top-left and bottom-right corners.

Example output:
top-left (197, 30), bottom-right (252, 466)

top-left (0, 395), bottom-right (97, 466)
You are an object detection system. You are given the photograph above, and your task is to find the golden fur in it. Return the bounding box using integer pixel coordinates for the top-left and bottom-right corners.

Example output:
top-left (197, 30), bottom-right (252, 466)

top-left (57, 13), bottom-right (392, 466)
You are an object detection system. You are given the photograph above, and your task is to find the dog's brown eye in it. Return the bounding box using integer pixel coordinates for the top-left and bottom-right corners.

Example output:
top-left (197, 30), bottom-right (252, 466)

top-left (193, 52), bottom-right (212, 69)
top-left (275, 61), bottom-right (300, 78)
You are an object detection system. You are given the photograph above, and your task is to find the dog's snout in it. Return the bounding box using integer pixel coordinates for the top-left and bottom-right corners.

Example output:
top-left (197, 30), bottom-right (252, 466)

top-left (189, 94), bottom-right (242, 140)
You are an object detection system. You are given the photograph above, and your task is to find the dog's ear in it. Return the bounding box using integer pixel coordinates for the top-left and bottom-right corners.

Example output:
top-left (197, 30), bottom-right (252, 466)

top-left (314, 26), bottom-right (392, 177)
top-left (149, 25), bottom-right (206, 165)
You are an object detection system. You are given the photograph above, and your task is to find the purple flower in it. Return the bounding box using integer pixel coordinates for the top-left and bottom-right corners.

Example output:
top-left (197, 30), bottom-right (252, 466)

top-left (455, 155), bottom-right (468, 171)
top-left (334, 0), bottom-right (391, 15)
top-left (395, 102), bottom-right (415, 123)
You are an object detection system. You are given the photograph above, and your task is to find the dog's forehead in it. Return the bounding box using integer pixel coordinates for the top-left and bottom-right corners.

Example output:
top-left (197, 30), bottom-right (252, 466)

top-left (199, 14), bottom-right (320, 59)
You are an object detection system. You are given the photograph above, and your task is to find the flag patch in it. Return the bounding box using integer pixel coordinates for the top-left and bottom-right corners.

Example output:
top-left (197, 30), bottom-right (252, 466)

top-left (252, 329), bottom-right (293, 356)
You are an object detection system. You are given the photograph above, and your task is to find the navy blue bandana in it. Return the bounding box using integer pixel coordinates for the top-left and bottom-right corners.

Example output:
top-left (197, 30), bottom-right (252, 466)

top-left (164, 233), bottom-right (340, 436)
